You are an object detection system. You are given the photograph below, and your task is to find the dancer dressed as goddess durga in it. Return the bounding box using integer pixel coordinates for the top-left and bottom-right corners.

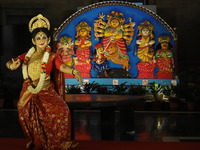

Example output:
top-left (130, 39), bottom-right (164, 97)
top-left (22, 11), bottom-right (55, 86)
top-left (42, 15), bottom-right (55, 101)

top-left (6, 14), bottom-right (82, 150)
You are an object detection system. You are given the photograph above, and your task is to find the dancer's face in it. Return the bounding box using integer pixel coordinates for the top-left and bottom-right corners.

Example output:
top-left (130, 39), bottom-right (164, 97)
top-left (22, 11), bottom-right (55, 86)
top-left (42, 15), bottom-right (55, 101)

top-left (34, 32), bottom-right (49, 51)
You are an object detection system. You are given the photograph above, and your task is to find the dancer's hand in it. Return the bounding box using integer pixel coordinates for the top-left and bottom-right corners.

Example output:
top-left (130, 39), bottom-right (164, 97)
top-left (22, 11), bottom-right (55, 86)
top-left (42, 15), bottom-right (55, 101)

top-left (7, 58), bottom-right (21, 70)
top-left (73, 69), bottom-right (83, 86)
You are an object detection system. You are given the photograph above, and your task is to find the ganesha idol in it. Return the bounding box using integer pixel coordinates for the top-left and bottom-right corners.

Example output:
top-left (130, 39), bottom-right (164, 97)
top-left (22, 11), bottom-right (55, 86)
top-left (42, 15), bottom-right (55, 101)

top-left (56, 35), bottom-right (75, 78)
top-left (74, 21), bottom-right (92, 78)
top-left (136, 21), bottom-right (156, 79)
top-left (94, 11), bottom-right (135, 72)
top-left (155, 35), bottom-right (174, 79)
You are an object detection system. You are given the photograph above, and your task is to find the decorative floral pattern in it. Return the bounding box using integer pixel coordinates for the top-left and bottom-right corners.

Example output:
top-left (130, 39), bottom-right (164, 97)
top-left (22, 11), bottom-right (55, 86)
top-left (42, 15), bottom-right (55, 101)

top-left (17, 52), bottom-right (72, 149)
top-left (19, 83), bottom-right (71, 150)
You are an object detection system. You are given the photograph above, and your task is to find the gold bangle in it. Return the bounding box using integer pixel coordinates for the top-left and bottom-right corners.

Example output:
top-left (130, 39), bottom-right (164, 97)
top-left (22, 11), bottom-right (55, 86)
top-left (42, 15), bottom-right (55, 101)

top-left (9, 63), bottom-right (13, 70)
top-left (72, 68), bottom-right (75, 75)
top-left (72, 68), bottom-right (79, 76)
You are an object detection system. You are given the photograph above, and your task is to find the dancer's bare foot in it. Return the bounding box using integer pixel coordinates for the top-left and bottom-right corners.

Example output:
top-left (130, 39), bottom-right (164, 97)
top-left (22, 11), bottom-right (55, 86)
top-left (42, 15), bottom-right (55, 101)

top-left (26, 141), bottom-right (34, 149)
top-left (71, 142), bottom-right (79, 149)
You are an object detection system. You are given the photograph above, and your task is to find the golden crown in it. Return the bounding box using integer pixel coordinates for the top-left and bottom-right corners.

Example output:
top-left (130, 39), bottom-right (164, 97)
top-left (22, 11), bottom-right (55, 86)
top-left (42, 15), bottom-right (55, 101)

top-left (29, 14), bottom-right (50, 33)
top-left (107, 11), bottom-right (125, 25)
top-left (138, 20), bottom-right (153, 31)
top-left (59, 36), bottom-right (72, 44)
top-left (76, 21), bottom-right (91, 32)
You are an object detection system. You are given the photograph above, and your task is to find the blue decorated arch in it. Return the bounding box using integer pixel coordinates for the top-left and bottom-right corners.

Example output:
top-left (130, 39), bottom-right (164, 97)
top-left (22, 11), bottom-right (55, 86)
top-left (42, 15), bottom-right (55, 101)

top-left (53, 1), bottom-right (178, 86)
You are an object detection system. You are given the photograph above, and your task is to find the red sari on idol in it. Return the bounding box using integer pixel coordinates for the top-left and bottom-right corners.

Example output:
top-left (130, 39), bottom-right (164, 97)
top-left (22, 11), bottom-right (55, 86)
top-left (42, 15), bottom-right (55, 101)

top-left (102, 36), bottom-right (128, 59)
top-left (74, 37), bottom-right (92, 78)
top-left (15, 52), bottom-right (72, 150)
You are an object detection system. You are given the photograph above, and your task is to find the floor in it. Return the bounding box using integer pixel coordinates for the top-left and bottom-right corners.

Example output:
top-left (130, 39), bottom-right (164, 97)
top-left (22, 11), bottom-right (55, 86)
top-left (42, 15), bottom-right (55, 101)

top-left (1, 109), bottom-right (200, 142)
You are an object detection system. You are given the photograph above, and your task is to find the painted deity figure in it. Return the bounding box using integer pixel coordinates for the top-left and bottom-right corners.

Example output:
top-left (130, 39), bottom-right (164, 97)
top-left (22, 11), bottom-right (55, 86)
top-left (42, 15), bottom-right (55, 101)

top-left (136, 20), bottom-right (156, 78)
top-left (93, 43), bottom-right (109, 77)
top-left (74, 21), bottom-right (92, 78)
top-left (56, 36), bottom-right (75, 78)
top-left (94, 11), bottom-right (135, 71)
top-left (156, 35), bottom-right (174, 79)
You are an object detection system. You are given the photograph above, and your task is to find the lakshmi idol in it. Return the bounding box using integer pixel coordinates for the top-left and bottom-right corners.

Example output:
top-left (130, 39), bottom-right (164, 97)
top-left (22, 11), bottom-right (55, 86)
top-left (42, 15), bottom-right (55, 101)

top-left (56, 35), bottom-right (75, 78)
top-left (74, 21), bottom-right (92, 78)
top-left (6, 14), bottom-right (82, 150)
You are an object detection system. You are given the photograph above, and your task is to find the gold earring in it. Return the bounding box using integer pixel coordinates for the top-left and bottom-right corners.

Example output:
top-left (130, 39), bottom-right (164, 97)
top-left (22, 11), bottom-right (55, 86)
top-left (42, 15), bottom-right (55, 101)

top-left (48, 37), bottom-right (51, 44)
top-left (32, 39), bottom-right (36, 45)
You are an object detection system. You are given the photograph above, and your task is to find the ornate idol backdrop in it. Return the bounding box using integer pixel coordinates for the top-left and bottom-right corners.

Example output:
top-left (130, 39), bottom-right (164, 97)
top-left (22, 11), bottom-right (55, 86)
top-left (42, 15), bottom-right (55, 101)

top-left (53, 1), bottom-right (178, 86)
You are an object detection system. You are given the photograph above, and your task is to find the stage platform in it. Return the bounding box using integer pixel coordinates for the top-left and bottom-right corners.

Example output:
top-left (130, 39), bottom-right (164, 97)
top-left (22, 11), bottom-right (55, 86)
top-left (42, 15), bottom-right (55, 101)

top-left (66, 94), bottom-right (145, 140)
top-left (0, 138), bottom-right (199, 150)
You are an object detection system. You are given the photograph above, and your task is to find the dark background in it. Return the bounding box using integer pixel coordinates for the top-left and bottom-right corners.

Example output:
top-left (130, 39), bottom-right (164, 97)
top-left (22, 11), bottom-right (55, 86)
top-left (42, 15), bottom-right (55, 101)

top-left (0, 0), bottom-right (200, 83)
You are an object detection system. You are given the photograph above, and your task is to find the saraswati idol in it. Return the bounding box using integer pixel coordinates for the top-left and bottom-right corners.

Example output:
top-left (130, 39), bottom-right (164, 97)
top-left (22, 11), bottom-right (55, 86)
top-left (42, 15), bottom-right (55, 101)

top-left (136, 20), bottom-right (156, 78)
